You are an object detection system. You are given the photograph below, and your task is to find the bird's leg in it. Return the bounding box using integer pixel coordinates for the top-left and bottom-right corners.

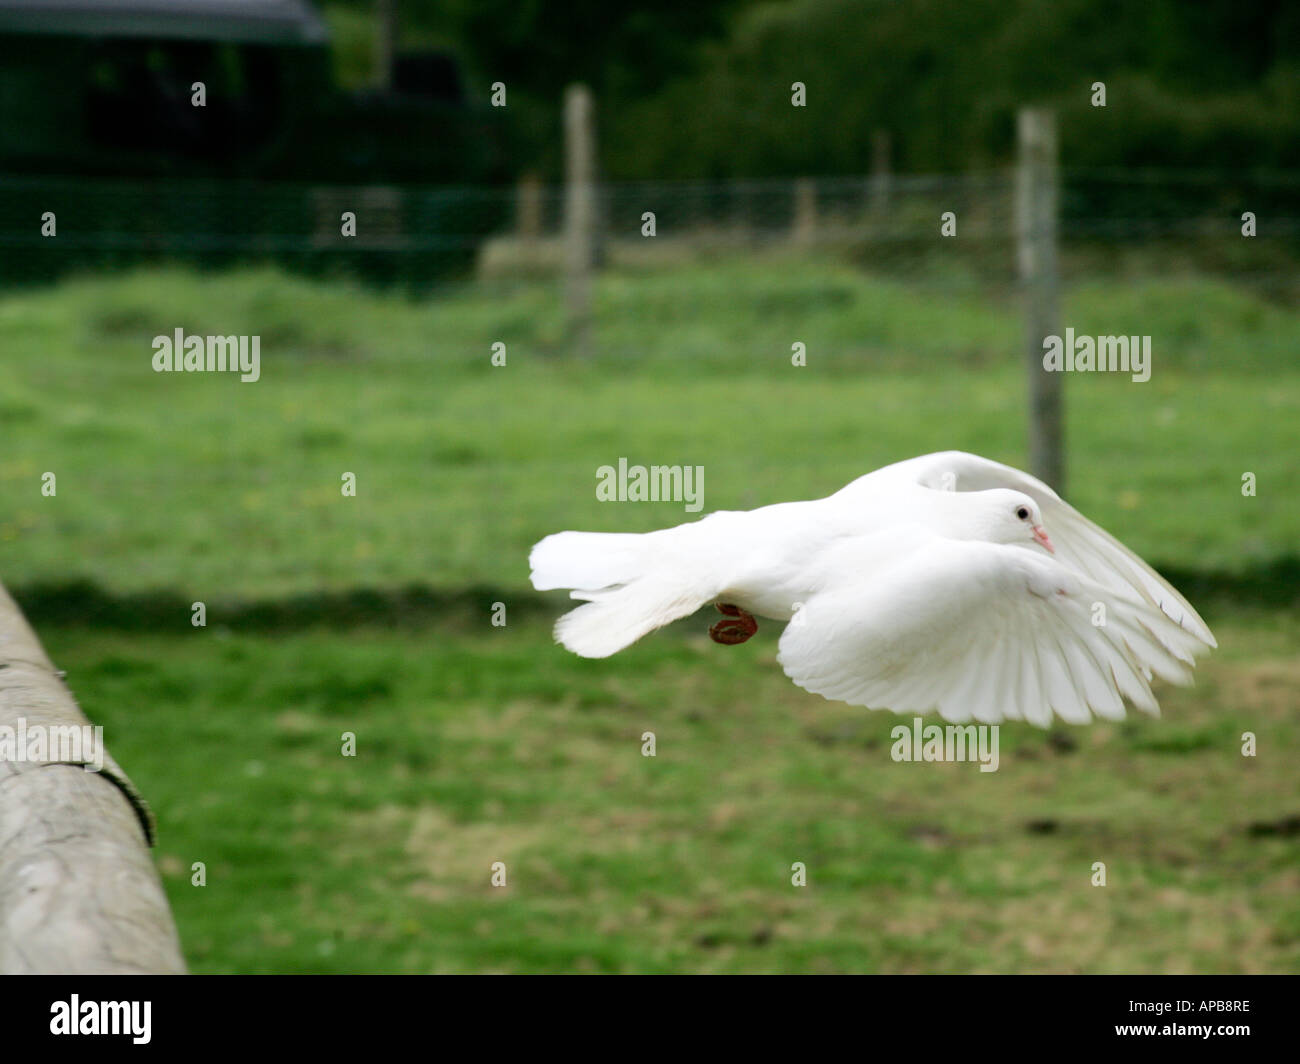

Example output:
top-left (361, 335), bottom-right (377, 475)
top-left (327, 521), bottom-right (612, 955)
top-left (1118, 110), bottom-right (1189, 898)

top-left (709, 602), bottom-right (758, 645)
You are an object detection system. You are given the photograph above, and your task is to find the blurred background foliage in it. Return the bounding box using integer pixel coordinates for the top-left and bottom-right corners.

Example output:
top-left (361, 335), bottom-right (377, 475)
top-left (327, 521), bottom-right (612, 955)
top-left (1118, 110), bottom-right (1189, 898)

top-left (324, 0), bottom-right (1300, 177)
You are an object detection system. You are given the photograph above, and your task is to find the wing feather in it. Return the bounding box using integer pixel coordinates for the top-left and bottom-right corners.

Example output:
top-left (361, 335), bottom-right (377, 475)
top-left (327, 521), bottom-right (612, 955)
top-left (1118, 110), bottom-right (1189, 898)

top-left (881, 451), bottom-right (1216, 648)
top-left (777, 532), bottom-right (1209, 726)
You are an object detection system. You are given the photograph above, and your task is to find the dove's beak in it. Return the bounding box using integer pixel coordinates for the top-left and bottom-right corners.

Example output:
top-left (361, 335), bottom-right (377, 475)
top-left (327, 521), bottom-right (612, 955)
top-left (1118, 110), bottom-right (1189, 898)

top-left (1032, 525), bottom-right (1055, 553)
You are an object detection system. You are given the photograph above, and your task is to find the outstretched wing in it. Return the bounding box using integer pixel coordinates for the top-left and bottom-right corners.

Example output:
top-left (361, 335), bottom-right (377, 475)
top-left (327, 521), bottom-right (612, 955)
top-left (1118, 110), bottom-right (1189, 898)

top-left (777, 532), bottom-right (1212, 726)
top-left (865, 450), bottom-right (1215, 647)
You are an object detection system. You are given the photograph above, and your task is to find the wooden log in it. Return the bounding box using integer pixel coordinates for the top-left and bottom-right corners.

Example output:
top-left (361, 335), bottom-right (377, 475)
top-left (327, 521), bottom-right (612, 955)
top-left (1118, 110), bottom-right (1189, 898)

top-left (0, 583), bottom-right (185, 974)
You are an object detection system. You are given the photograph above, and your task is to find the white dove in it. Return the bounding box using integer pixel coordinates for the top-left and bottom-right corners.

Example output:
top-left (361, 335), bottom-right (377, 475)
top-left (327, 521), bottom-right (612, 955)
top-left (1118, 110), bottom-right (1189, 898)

top-left (529, 451), bottom-right (1216, 726)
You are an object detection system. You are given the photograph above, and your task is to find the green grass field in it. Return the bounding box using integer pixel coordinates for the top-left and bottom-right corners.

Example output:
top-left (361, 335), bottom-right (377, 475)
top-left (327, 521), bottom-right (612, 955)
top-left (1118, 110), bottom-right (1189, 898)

top-left (4, 259), bottom-right (1298, 972)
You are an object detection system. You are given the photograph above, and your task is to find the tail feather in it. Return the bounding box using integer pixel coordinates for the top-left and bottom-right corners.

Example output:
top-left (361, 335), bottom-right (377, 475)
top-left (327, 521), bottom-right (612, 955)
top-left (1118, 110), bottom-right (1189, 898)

top-left (530, 528), bottom-right (714, 657)
top-left (529, 531), bottom-right (651, 591)
top-left (553, 578), bottom-right (710, 658)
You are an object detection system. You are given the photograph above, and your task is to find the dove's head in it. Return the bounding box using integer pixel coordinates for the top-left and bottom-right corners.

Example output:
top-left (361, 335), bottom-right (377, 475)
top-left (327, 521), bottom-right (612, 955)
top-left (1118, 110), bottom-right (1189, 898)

top-left (972, 489), bottom-right (1055, 553)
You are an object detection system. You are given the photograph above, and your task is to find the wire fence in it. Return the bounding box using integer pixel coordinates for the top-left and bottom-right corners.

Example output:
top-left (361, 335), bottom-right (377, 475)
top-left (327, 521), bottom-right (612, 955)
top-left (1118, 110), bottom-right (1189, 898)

top-left (1, 168), bottom-right (1297, 295)
top-left (1, 164), bottom-right (1296, 612)
top-left (492, 169), bottom-right (1300, 289)
top-left (0, 175), bottom-right (509, 289)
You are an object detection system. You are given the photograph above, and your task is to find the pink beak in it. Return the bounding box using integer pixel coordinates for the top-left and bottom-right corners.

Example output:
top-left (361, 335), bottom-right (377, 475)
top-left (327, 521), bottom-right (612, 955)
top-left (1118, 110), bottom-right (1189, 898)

top-left (1033, 525), bottom-right (1055, 553)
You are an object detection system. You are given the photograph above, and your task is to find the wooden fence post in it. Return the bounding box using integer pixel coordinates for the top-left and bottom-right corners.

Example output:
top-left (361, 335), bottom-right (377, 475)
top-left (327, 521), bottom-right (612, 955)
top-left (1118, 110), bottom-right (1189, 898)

top-left (870, 130), bottom-right (892, 215)
top-left (517, 172), bottom-right (543, 243)
top-left (375, 0), bottom-right (397, 90)
top-left (792, 178), bottom-right (817, 246)
top-left (564, 84), bottom-right (598, 359)
top-left (1016, 107), bottom-right (1064, 494)
top-left (0, 584), bottom-right (185, 974)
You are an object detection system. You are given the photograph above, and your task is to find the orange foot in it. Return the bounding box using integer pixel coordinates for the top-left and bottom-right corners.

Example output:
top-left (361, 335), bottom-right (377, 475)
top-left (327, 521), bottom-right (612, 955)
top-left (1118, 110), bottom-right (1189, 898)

top-left (709, 602), bottom-right (758, 645)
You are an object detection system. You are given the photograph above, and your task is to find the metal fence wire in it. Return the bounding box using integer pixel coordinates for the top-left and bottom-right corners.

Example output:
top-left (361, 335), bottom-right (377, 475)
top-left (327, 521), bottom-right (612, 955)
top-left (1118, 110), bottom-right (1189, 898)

top-left (1, 169), bottom-right (1297, 295)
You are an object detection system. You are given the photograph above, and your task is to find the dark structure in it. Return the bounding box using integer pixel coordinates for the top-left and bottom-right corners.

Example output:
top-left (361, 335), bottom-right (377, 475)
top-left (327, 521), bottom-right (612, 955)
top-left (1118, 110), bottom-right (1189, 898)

top-left (0, 0), bottom-right (509, 288)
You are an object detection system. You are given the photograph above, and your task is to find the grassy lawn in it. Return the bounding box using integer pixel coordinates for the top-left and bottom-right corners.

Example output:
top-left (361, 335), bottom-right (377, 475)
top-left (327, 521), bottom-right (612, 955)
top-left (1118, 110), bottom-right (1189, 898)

top-left (39, 609), bottom-right (1300, 974)
top-left (0, 261), bottom-right (1296, 597)
top-left (3, 259), bottom-right (1297, 972)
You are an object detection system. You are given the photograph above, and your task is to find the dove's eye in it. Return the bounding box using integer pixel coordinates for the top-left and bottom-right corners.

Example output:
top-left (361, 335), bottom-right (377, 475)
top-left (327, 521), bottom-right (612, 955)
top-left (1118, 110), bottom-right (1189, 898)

top-left (1016, 506), bottom-right (1030, 520)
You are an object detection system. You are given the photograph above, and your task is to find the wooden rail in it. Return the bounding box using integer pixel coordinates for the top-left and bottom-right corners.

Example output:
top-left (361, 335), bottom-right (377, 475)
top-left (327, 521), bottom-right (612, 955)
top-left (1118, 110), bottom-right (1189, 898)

top-left (0, 583), bottom-right (185, 974)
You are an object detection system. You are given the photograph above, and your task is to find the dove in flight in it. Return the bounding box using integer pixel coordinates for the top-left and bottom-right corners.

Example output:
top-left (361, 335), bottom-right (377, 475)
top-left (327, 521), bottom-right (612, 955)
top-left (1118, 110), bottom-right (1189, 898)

top-left (528, 451), bottom-right (1216, 726)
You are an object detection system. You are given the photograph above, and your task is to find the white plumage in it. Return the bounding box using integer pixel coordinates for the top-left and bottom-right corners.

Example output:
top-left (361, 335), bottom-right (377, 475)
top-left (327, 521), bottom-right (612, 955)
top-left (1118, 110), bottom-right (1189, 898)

top-left (529, 451), bottom-right (1215, 726)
